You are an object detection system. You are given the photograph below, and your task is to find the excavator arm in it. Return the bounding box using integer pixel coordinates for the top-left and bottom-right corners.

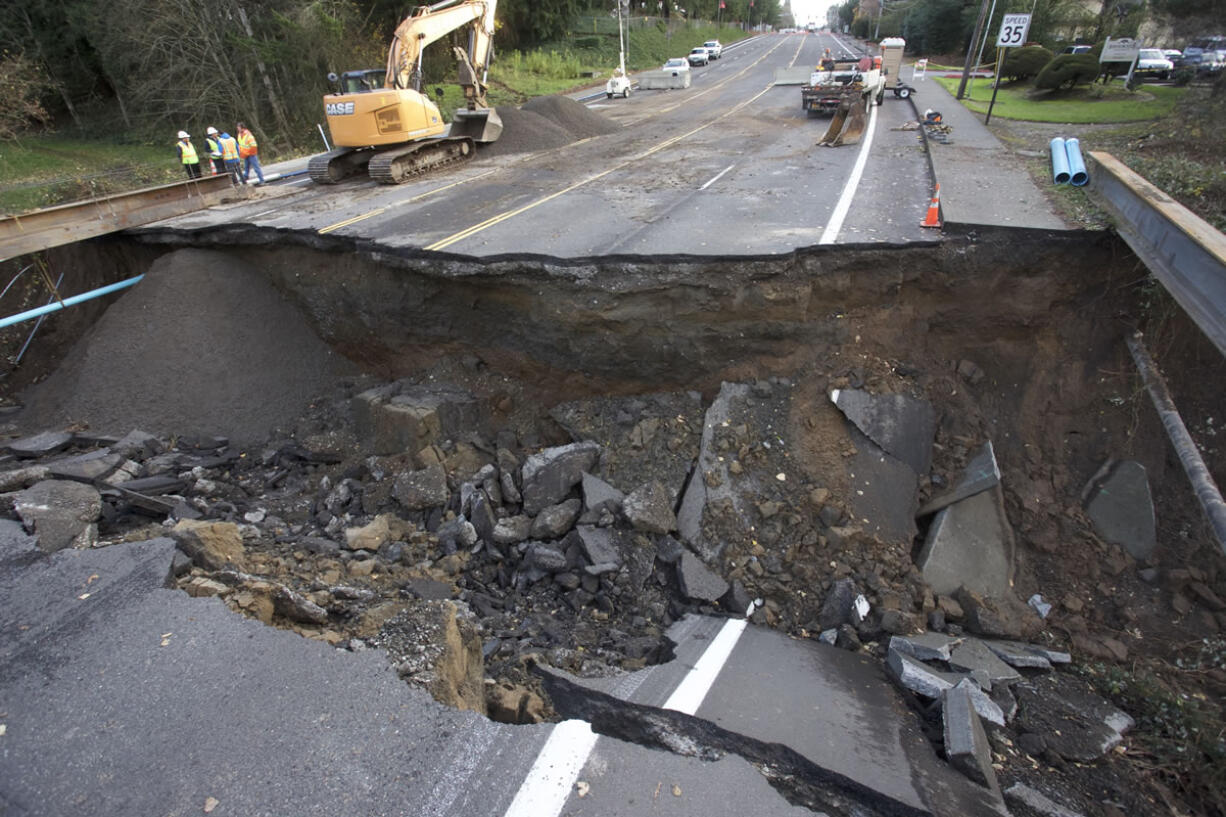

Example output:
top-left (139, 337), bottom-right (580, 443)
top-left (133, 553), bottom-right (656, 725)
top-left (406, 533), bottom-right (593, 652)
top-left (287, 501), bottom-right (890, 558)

top-left (386, 0), bottom-right (497, 110)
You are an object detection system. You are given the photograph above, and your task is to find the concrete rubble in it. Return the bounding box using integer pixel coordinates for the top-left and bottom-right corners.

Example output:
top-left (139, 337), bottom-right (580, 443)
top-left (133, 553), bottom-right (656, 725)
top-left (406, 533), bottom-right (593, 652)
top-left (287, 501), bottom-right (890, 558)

top-left (0, 369), bottom-right (1138, 810)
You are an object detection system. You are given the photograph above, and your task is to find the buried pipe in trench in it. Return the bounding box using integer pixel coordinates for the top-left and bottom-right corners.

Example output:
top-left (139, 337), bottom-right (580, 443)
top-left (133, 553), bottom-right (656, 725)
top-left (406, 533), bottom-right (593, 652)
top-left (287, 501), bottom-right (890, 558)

top-left (1127, 331), bottom-right (1226, 555)
top-left (0, 274), bottom-right (144, 329)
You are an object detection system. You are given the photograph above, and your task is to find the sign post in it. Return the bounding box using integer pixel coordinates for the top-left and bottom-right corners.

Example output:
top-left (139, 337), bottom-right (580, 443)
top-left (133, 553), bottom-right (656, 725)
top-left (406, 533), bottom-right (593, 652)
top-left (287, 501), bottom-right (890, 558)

top-left (986, 13), bottom-right (1030, 125)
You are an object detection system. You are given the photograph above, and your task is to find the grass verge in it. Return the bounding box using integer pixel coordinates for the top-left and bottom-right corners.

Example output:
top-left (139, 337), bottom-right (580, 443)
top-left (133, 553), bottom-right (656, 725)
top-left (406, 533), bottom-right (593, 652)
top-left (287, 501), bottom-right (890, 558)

top-left (0, 138), bottom-right (184, 215)
top-left (936, 77), bottom-right (1186, 122)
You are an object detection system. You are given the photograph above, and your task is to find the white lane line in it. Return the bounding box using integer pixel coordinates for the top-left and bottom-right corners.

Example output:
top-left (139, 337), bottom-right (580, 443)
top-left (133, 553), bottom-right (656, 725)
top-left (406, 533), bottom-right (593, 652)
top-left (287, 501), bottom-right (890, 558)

top-left (818, 101), bottom-right (880, 245)
top-left (502, 615), bottom-right (749, 817)
top-left (699, 164), bottom-right (735, 190)
top-left (662, 617), bottom-right (748, 714)
top-left (502, 720), bottom-right (599, 817)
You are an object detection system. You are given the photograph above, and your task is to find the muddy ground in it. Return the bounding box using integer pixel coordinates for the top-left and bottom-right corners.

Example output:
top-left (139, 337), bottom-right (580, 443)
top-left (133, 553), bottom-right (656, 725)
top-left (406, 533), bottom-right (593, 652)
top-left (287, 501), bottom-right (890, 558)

top-left (2, 227), bottom-right (1225, 816)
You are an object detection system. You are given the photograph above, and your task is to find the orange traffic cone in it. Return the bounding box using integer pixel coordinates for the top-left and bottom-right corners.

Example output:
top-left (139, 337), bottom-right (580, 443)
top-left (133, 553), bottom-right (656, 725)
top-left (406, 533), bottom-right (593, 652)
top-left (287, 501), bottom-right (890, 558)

top-left (920, 184), bottom-right (942, 228)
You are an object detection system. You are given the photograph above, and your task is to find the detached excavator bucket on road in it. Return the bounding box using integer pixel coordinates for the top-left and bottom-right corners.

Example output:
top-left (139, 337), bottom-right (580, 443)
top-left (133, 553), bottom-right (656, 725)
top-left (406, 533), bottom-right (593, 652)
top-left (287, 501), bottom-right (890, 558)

top-left (817, 94), bottom-right (867, 147)
top-left (450, 107), bottom-right (503, 143)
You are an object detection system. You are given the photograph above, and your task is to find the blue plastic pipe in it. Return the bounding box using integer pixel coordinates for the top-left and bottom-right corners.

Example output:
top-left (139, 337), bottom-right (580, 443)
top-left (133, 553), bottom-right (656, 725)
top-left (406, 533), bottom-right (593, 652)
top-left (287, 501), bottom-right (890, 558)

top-left (1065, 137), bottom-right (1089, 186)
top-left (0, 275), bottom-right (144, 329)
top-left (1050, 137), bottom-right (1071, 185)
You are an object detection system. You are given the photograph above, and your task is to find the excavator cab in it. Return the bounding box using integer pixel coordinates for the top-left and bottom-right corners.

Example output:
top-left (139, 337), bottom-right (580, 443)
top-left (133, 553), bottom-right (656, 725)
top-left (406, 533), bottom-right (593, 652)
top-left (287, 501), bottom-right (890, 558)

top-left (338, 70), bottom-right (387, 94)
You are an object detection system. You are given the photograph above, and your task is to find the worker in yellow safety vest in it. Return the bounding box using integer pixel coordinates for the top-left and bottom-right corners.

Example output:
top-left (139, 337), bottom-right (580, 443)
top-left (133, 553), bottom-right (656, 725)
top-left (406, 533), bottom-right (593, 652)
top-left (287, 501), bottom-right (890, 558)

top-left (236, 123), bottom-right (264, 185)
top-left (218, 131), bottom-right (242, 185)
top-left (175, 131), bottom-right (201, 179)
top-left (205, 127), bottom-right (225, 176)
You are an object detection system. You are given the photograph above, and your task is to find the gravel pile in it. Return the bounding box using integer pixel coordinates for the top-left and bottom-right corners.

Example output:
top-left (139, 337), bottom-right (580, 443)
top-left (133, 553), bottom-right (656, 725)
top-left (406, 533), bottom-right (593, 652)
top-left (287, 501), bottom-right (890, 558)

top-left (522, 95), bottom-right (622, 139)
top-left (18, 248), bottom-right (350, 444)
top-left (481, 96), bottom-right (619, 157)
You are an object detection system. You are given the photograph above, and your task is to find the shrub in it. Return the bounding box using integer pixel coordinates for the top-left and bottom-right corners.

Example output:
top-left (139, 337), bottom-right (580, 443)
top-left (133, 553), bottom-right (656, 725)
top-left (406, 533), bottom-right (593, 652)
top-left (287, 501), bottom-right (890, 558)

top-left (1035, 54), bottom-right (1100, 90)
top-left (1004, 45), bottom-right (1054, 81)
top-left (1172, 67), bottom-right (1195, 86)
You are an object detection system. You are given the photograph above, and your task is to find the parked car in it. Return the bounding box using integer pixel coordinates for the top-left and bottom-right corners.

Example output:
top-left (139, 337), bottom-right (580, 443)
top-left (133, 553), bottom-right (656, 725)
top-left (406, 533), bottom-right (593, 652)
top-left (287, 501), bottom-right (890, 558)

top-left (702, 40), bottom-right (723, 59)
top-left (1179, 46), bottom-right (1206, 70)
top-left (1135, 48), bottom-right (1174, 79)
top-left (1162, 49), bottom-right (1182, 62)
top-left (662, 57), bottom-right (691, 74)
top-left (1205, 50), bottom-right (1226, 74)
top-left (687, 47), bottom-right (710, 67)
top-left (1061, 45), bottom-right (1092, 55)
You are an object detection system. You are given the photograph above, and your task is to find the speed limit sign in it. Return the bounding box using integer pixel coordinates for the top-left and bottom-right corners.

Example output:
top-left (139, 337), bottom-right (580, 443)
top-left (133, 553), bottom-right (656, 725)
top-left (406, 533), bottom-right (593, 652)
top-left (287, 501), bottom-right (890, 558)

top-left (996, 13), bottom-right (1031, 47)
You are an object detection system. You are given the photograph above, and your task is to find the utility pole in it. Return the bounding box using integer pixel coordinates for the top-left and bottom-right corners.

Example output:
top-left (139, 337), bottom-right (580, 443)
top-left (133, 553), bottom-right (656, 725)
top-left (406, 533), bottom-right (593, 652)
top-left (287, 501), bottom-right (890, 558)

top-left (957, 0), bottom-right (992, 99)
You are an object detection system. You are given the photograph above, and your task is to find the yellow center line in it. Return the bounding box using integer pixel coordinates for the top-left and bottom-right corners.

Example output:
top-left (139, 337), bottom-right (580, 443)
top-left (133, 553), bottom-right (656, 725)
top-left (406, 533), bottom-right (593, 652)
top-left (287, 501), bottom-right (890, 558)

top-left (318, 208), bottom-right (387, 234)
top-left (426, 78), bottom-right (783, 252)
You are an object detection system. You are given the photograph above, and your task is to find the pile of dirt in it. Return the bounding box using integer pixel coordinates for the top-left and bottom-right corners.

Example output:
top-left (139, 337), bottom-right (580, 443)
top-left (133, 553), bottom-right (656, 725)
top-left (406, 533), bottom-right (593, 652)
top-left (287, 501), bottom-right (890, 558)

top-left (522, 95), bottom-right (622, 139)
top-left (16, 248), bottom-right (350, 444)
top-left (481, 96), bottom-right (619, 157)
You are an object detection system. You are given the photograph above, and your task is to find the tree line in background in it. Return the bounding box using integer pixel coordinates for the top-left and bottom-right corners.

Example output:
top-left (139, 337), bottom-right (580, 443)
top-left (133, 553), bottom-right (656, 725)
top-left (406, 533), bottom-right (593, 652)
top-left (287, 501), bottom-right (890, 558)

top-left (831, 0), bottom-right (1224, 57)
top-left (0, 0), bottom-right (782, 150)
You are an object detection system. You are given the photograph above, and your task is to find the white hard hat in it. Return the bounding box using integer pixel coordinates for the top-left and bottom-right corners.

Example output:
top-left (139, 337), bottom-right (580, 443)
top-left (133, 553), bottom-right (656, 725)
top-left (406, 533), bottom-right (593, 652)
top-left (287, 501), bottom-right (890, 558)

top-left (178, 130), bottom-right (189, 138)
top-left (206, 126), bottom-right (218, 135)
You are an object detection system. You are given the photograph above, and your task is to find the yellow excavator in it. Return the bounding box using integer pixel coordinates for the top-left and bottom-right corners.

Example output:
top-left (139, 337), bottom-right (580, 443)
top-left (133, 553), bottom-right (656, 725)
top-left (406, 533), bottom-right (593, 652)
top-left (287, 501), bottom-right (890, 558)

top-left (309, 0), bottom-right (502, 185)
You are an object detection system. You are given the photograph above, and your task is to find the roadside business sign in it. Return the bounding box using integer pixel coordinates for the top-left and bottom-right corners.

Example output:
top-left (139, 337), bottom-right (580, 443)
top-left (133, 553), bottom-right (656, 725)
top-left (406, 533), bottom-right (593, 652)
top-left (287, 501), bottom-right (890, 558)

top-left (1100, 37), bottom-right (1141, 62)
top-left (995, 14), bottom-right (1031, 48)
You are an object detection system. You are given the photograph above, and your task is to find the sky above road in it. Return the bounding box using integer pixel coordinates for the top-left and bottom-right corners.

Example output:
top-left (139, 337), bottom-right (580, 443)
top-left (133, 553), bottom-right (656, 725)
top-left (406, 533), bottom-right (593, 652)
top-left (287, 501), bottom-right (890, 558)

top-left (788, 0), bottom-right (834, 25)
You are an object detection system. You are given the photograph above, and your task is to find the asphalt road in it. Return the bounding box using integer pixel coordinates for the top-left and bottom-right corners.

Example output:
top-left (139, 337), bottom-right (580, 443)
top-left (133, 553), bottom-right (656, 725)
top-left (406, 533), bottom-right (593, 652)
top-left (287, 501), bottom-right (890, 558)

top-left (161, 32), bottom-right (934, 257)
top-left (0, 538), bottom-right (1005, 816)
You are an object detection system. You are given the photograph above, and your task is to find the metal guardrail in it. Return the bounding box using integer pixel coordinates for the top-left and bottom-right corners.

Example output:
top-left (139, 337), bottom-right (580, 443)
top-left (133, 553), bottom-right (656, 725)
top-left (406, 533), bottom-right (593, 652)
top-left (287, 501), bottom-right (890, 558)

top-left (1089, 150), bottom-right (1226, 357)
top-left (0, 174), bottom-right (231, 263)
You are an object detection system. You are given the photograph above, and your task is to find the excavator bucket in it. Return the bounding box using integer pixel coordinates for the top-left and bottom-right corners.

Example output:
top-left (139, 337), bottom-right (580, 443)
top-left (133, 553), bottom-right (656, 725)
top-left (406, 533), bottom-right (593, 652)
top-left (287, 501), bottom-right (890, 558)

top-left (817, 99), bottom-right (850, 147)
top-left (838, 97), bottom-right (868, 146)
top-left (450, 107), bottom-right (503, 143)
top-left (816, 94), bottom-right (867, 147)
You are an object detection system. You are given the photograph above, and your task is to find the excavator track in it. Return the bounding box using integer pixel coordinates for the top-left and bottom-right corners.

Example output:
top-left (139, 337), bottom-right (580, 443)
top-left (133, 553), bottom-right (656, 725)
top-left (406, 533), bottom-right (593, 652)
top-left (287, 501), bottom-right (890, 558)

top-left (367, 137), bottom-right (474, 185)
top-left (308, 148), bottom-right (373, 184)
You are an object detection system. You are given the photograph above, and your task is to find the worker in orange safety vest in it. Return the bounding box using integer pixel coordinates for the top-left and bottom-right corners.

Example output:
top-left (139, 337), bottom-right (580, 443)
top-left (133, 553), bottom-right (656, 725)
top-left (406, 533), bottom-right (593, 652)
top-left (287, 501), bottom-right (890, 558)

top-left (236, 123), bottom-right (265, 185)
top-left (218, 131), bottom-right (242, 185)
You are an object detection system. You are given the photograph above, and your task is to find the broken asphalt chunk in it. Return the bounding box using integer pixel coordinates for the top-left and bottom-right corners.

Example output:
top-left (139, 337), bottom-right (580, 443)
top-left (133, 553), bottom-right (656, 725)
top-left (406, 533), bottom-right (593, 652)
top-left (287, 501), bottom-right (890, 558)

top-left (1083, 460), bottom-right (1157, 561)
top-left (916, 487), bottom-right (1014, 598)
top-left (982, 639), bottom-right (1068, 669)
top-left (7, 430), bottom-right (73, 459)
top-left (621, 480), bottom-right (676, 534)
top-left (829, 388), bottom-right (936, 476)
top-left (47, 449), bottom-right (124, 483)
top-left (14, 480), bottom-right (102, 553)
top-left (1003, 783), bottom-right (1087, 817)
top-left (886, 649), bottom-right (1005, 725)
top-left (918, 441), bottom-right (1001, 517)
top-left (520, 441), bottom-right (600, 516)
top-left (677, 551), bottom-right (729, 602)
top-left (579, 472), bottom-right (624, 523)
top-left (888, 632), bottom-right (963, 662)
top-left (272, 586), bottom-right (329, 625)
top-left (943, 682), bottom-right (999, 791)
top-left (571, 525), bottom-right (622, 568)
top-left (948, 638), bottom-right (1022, 686)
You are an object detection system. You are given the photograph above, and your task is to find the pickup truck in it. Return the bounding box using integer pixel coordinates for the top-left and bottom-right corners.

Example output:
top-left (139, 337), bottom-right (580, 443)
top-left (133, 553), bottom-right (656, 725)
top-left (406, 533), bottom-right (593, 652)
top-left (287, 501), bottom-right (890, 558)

top-left (801, 57), bottom-right (885, 115)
